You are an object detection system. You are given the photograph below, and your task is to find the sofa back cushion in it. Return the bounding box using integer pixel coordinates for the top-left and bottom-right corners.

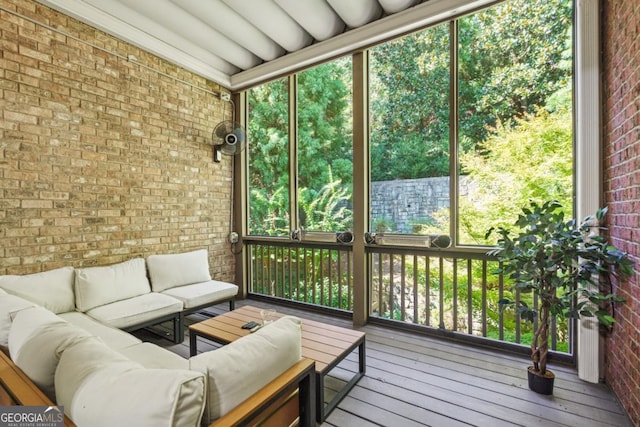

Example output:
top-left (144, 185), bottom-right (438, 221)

top-left (56, 338), bottom-right (205, 427)
top-left (0, 267), bottom-right (75, 314)
top-left (190, 315), bottom-right (302, 424)
top-left (0, 294), bottom-right (36, 351)
top-left (9, 307), bottom-right (92, 400)
top-left (75, 258), bottom-right (151, 312)
top-left (147, 249), bottom-right (212, 292)
top-left (55, 337), bottom-right (139, 407)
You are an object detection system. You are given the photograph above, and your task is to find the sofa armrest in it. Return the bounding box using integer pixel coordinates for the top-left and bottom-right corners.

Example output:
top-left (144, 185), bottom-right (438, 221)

top-left (210, 358), bottom-right (316, 427)
top-left (0, 351), bottom-right (76, 427)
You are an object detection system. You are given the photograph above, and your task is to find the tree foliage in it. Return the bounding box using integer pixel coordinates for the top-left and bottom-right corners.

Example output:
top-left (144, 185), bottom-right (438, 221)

top-left (298, 60), bottom-right (353, 192)
top-left (247, 79), bottom-right (290, 235)
top-left (458, 105), bottom-right (573, 245)
top-left (370, 24), bottom-right (450, 181)
top-left (248, 60), bottom-right (353, 234)
top-left (370, 0), bottom-right (572, 181)
top-left (458, 0), bottom-right (572, 143)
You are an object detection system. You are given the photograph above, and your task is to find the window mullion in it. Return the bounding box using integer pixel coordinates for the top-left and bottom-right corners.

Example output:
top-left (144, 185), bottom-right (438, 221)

top-left (449, 19), bottom-right (460, 247)
top-left (289, 75), bottom-right (299, 232)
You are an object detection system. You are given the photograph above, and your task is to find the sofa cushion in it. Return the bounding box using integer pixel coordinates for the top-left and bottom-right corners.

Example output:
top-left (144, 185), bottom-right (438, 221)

top-left (75, 258), bottom-right (151, 312)
top-left (58, 311), bottom-right (142, 350)
top-left (161, 280), bottom-right (238, 309)
top-left (9, 307), bottom-right (92, 400)
top-left (147, 249), bottom-right (212, 292)
top-left (8, 306), bottom-right (64, 356)
top-left (190, 315), bottom-right (302, 423)
top-left (55, 338), bottom-right (143, 412)
top-left (85, 292), bottom-right (182, 329)
top-left (0, 267), bottom-right (75, 314)
top-left (117, 342), bottom-right (189, 370)
top-left (56, 339), bottom-right (205, 427)
top-left (0, 294), bottom-right (36, 351)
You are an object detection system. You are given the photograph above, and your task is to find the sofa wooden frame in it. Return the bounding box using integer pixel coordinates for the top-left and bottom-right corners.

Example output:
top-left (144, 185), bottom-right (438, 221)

top-left (0, 350), bottom-right (316, 427)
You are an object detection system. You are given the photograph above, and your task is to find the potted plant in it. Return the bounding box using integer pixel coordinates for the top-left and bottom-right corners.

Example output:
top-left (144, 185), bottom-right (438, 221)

top-left (486, 200), bottom-right (634, 395)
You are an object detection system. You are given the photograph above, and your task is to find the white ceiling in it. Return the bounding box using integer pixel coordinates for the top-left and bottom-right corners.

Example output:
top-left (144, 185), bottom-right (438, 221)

top-left (36, 0), bottom-right (496, 91)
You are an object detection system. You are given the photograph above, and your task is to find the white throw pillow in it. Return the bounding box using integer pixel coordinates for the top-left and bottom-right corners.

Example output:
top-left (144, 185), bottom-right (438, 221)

top-left (190, 315), bottom-right (302, 424)
top-left (0, 267), bottom-right (75, 314)
top-left (147, 249), bottom-right (212, 292)
top-left (56, 339), bottom-right (205, 427)
top-left (0, 294), bottom-right (36, 350)
top-left (75, 258), bottom-right (151, 312)
top-left (9, 307), bottom-right (92, 400)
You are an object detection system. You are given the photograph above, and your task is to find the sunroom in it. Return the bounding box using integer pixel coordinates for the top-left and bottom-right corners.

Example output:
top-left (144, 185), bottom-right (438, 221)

top-left (0, 0), bottom-right (638, 425)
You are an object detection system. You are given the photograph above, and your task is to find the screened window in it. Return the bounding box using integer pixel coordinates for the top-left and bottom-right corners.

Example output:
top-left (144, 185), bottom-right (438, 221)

top-left (298, 58), bottom-right (353, 232)
top-left (369, 23), bottom-right (451, 236)
top-left (369, 0), bottom-right (573, 246)
top-left (246, 0), bottom-right (573, 247)
top-left (247, 57), bottom-right (353, 237)
top-left (247, 78), bottom-right (289, 236)
top-left (457, 0), bottom-right (573, 245)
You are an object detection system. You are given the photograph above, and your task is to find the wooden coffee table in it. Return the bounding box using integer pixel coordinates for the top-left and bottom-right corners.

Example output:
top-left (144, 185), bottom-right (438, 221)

top-left (189, 305), bottom-right (366, 422)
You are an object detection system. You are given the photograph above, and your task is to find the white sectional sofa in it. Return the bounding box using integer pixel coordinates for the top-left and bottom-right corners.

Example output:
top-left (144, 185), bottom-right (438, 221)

top-left (0, 282), bottom-right (315, 426)
top-left (0, 251), bottom-right (317, 425)
top-left (0, 249), bottom-right (238, 343)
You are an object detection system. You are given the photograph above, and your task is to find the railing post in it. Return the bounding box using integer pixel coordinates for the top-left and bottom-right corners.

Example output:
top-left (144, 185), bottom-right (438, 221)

top-left (352, 50), bottom-right (369, 327)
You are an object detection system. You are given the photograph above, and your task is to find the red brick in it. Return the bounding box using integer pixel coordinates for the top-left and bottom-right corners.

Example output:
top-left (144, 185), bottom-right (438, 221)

top-left (602, 0), bottom-right (640, 424)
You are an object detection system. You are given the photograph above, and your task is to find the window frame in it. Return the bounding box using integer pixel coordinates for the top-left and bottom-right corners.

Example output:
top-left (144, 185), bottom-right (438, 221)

top-left (242, 0), bottom-right (576, 254)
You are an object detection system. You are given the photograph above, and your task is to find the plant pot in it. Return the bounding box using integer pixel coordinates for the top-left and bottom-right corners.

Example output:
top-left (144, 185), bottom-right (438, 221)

top-left (527, 366), bottom-right (555, 395)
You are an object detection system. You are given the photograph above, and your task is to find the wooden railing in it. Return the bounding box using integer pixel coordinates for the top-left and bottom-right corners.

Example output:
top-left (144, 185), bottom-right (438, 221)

top-left (248, 240), bottom-right (353, 311)
top-left (246, 241), bottom-right (572, 356)
top-left (369, 246), bottom-right (570, 355)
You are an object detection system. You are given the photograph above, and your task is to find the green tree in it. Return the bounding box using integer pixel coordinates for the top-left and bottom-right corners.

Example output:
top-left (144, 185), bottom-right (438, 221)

top-left (458, 0), bottom-right (572, 145)
top-left (248, 59), bottom-right (353, 235)
top-left (298, 60), bottom-right (353, 192)
top-left (298, 59), bottom-right (353, 231)
top-left (248, 79), bottom-right (290, 235)
top-left (458, 106), bottom-right (573, 245)
top-left (370, 23), bottom-right (450, 181)
top-left (369, 0), bottom-right (572, 181)
top-left (249, 0), bottom-right (573, 235)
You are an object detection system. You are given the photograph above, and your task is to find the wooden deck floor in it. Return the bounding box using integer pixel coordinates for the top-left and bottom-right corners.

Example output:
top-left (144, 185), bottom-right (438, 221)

top-left (136, 299), bottom-right (632, 427)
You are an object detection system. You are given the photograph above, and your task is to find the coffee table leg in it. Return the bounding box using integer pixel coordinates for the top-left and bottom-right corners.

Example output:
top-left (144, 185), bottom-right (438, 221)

top-left (316, 372), bottom-right (324, 422)
top-left (317, 337), bottom-right (367, 422)
top-left (359, 337), bottom-right (366, 375)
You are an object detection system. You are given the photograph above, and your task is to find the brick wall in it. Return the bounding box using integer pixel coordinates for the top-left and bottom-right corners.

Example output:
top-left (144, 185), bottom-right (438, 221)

top-left (602, 0), bottom-right (640, 424)
top-left (0, 0), bottom-right (236, 283)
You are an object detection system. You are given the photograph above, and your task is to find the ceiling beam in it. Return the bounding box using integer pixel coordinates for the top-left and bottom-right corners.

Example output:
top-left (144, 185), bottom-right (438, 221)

top-left (230, 0), bottom-right (498, 91)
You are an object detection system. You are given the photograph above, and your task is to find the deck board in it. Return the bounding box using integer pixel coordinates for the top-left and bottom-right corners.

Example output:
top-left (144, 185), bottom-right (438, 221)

top-left (134, 299), bottom-right (633, 427)
top-left (363, 342), bottom-right (627, 423)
